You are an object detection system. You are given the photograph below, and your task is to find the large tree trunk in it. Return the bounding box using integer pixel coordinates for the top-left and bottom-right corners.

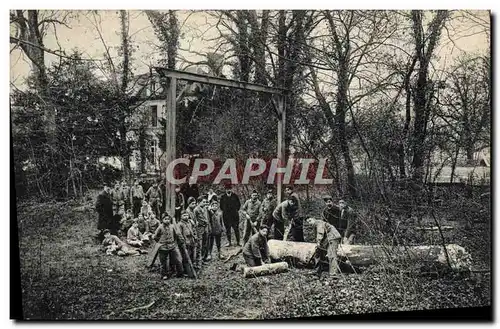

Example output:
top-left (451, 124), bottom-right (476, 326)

top-left (337, 62), bottom-right (357, 198)
top-left (410, 10), bottom-right (449, 183)
top-left (267, 239), bottom-right (472, 272)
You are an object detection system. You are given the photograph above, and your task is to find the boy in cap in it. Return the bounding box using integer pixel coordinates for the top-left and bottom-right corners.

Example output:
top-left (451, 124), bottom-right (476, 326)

top-left (242, 225), bottom-right (270, 267)
top-left (241, 190), bottom-right (262, 244)
top-left (208, 199), bottom-right (225, 260)
top-left (153, 214), bottom-right (185, 279)
top-left (174, 185), bottom-right (185, 222)
top-left (145, 182), bottom-right (162, 218)
top-left (306, 217), bottom-right (342, 278)
top-left (193, 195), bottom-right (211, 268)
top-left (130, 179), bottom-right (144, 217)
top-left (178, 210), bottom-right (197, 262)
top-left (272, 195), bottom-right (300, 241)
top-left (258, 188), bottom-right (276, 230)
top-left (322, 196), bottom-right (357, 244)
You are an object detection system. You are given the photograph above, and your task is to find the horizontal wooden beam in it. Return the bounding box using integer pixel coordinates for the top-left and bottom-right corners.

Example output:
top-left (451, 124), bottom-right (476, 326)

top-left (154, 67), bottom-right (286, 95)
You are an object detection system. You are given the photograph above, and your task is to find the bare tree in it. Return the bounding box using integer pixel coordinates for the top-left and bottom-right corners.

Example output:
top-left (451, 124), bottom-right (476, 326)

top-left (307, 10), bottom-right (399, 198)
top-left (409, 10), bottom-right (449, 182)
top-left (439, 54), bottom-right (490, 168)
top-left (10, 10), bottom-right (72, 138)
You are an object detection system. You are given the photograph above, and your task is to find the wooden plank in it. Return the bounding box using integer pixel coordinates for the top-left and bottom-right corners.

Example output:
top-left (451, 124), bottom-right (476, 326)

top-left (155, 68), bottom-right (286, 95)
top-left (277, 95), bottom-right (285, 204)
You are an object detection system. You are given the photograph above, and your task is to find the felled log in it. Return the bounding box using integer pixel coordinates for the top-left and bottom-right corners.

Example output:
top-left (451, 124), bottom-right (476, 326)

top-left (267, 239), bottom-right (472, 272)
top-left (243, 261), bottom-right (289, 278)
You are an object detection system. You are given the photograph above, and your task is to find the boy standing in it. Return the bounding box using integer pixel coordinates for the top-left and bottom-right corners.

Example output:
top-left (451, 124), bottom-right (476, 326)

top-left (193, 195), bottom-right (210, 268)
top-left (241, 190), bottom-right (262, 244)
top-left (153, 215), bottom-right (185, 279)
top-left (174, 185), bottom-right (185, 222)
top-left (258, 189), bottom-right (276, 230)
top-left (130, 180), bottom-right (144, 217)
top-left (145, 182), bottom-right (162, 218)
top-left (178, 211), bottom-right (196, 263)
top-left (208, 199), bottom-right (225, 260)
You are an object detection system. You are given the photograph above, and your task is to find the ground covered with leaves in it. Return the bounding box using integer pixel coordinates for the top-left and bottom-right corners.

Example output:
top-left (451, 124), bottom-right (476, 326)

top-left (15, 192), bottom-right (491, 320)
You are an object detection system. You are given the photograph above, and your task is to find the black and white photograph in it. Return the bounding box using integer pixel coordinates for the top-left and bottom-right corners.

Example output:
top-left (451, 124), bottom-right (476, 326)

top-left (9, 9), bottom-right (491, 320)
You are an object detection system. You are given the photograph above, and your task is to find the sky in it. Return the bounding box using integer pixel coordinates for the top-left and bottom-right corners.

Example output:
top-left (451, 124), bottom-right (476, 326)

top-left (10, 10), bottom-right (490, 90)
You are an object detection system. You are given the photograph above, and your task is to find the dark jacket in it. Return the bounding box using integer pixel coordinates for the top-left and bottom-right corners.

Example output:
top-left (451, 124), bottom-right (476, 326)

top-left (272, 200), bottom-right (299, 226)
top-left (181, 183), bottom-right (200, 205)
top-left (122, 186), bottom-right (131, 203)
top-left (146, 186), bottom-right (162, 201)
top-left (178, 220), bottom-right (196, 246)
top-left (145, 218), bottom-right (160, 234)
top-left (209, 209), bottom-right (225, 236)
top-left (96, 191), bottom-right (113, 230)
top-left (220, 192), bottom-right (241, 219)
top-left (259, 198), bottom-right (276, 219)
top-left (130, 184), bottom-right (144, 199)
top-left (242, 199), bottom-right (261, 220)
top-left (243, 233), bottom-right (269, 260)
top-left (154, 223), bottom-right (185, 250)
top-left (193, 205), bottom-right (210, 230)
top-left (322, 206), bottom-right (356, 237)
top-left (175, 192), bottom-right (185, 209)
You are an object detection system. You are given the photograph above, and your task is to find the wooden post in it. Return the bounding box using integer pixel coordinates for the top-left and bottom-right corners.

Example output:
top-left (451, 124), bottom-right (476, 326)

top-left (165, 77), bottom-right (177, 217)
top-left (277, 95), bottom-right (286, 204)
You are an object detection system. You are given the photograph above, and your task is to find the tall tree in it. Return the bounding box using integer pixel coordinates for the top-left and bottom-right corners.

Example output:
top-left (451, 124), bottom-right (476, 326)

top-left (409, 10), bottom-right (449, 182)
top-left (10, 10), bottom-right (71, 139)
top-left (439, 54), bottom-right (490, 165)
top-left (307, 10), bottom-right (398, 198)
top-left (146, 10), bottom-right (180, 69)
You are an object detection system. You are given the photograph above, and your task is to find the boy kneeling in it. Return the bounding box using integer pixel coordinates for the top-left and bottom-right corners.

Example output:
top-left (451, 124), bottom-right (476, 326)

top-left (242, 225), bottom-right (270, 267)
top-left (306, 217), bottom-right (342, 278)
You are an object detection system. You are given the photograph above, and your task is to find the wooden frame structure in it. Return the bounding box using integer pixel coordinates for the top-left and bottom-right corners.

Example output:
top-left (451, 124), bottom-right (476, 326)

top-left (155, 67), bottom-right (288, 217)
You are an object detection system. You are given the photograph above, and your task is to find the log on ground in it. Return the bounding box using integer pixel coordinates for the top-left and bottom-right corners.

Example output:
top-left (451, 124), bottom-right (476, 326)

top-left (243, 261), bottom-right (289, 278)
top-left (267, 239), bottom-right (472, 272)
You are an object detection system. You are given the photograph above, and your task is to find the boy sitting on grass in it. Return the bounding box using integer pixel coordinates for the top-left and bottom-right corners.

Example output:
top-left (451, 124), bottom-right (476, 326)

top-left (119, 209), bottom-right (134, 235)
top-left (140, 200), bottom-right (152, 219)
top-left (127, 219), bottom-right (146, 247)
top-left (144, 213), bottom-right (161, 242)
top-left (101, 229), bottom-right (141, 256)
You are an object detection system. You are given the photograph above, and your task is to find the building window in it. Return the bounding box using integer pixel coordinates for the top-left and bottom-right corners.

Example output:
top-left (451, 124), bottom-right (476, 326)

top-left (150, 139), bottom-right (158, 169)
top-left (151, 80), bottom-right (157, 94)
top-left (150, 105), bottom-right (158, 127)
